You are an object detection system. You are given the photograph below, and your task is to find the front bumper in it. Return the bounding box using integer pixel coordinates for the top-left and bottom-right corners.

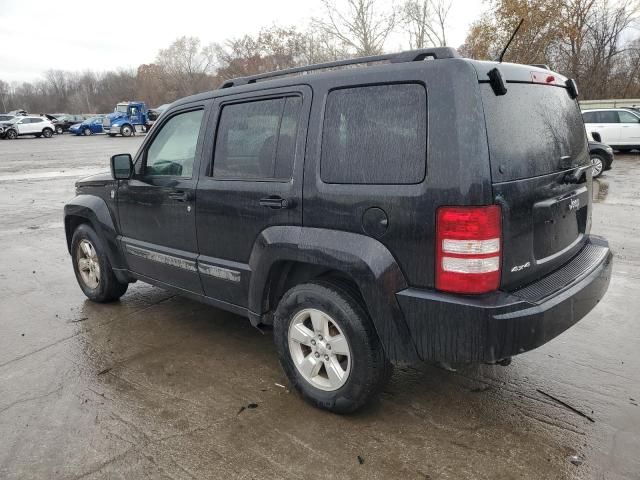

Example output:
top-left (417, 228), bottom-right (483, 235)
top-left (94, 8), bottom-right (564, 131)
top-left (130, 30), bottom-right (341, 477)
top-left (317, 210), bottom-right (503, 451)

top-left (396, 236), bottom-right (612, 363)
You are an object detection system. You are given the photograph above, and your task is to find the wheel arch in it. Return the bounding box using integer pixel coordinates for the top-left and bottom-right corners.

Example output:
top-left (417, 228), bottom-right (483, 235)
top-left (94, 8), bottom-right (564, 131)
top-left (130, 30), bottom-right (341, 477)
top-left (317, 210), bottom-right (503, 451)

top-left (64, 195), bottom-right (130, 282)
top-left (248, 226), bottom-right (420, 363)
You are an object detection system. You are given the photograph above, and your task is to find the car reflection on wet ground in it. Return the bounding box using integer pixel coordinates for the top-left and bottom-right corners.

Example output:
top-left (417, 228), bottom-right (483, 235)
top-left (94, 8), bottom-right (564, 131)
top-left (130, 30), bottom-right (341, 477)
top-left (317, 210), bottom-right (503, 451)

top-left (0, 135), bottom-right (639, 479)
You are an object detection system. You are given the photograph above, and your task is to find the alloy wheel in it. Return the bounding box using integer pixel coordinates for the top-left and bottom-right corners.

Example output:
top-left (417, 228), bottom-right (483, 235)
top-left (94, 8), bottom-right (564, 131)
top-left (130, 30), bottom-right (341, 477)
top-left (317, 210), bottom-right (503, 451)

top-left (591, 156), bottom-right (604, 177)
top-left (288, 308), bottom-right (351, 391)
top-left (76, 239), bottom-right (101, 289)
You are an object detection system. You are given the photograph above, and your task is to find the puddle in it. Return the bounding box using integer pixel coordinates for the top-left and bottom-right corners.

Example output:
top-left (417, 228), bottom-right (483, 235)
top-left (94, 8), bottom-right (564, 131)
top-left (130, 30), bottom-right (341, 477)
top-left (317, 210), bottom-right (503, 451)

top-left (592, 178), bottom-right (609, 203)
top-left (0, 168), bottom-right (105, 182)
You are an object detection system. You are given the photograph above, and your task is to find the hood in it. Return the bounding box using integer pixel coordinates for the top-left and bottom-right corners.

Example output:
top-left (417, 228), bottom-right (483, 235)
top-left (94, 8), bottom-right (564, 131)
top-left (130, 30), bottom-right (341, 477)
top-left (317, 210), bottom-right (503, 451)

top-left (69, 123), bottom-right (81, 129)
top-left (75, 172), bottom-right (113, 187)
top-left (107, 111), bottom-right (126, 121)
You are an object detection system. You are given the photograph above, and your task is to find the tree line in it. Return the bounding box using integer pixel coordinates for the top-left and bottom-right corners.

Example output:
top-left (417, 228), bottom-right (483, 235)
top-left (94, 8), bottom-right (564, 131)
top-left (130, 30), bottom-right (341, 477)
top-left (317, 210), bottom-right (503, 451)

top-left (0, 0), bottom-right (638, 114)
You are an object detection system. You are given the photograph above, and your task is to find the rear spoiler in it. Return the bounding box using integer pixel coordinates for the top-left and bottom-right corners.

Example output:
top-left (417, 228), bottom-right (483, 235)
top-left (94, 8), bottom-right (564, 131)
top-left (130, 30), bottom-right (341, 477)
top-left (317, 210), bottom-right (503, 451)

top-left (486, 66), bottom-right (579, 99)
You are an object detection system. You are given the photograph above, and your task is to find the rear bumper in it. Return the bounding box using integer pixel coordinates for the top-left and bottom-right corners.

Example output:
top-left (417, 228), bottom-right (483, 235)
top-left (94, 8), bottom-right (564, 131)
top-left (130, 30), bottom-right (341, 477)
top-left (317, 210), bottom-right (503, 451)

top-left (396, 236), bottom-right (612, 363)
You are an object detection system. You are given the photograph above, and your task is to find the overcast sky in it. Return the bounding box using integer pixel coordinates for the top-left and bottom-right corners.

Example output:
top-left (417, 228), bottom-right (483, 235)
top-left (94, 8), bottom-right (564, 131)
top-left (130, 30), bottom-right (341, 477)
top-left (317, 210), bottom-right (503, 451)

top-left (0, 0), bottom-right (486, 83)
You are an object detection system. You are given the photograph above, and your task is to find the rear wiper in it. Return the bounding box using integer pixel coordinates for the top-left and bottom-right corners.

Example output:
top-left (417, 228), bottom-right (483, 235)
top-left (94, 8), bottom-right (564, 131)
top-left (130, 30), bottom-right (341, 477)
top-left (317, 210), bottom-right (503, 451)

top-left (564, 165), bottom-right (591, 184)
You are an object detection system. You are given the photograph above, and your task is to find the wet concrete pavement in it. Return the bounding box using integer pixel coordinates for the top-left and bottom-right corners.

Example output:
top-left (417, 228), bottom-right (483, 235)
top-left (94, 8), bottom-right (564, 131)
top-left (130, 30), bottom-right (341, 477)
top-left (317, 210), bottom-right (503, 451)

top-left (0, 135), bottom-right (639, 479)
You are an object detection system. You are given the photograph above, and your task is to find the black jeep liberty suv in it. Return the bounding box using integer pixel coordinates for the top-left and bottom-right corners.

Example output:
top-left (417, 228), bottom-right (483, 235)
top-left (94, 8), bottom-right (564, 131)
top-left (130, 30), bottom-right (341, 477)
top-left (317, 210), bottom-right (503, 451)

top-left (64, 47), bottom-right (612, 413)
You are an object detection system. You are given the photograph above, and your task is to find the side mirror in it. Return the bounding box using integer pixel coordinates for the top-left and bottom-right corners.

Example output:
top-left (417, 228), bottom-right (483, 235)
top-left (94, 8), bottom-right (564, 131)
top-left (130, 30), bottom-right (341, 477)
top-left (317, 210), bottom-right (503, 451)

top-left (111, 153), bottom-right (133, 180)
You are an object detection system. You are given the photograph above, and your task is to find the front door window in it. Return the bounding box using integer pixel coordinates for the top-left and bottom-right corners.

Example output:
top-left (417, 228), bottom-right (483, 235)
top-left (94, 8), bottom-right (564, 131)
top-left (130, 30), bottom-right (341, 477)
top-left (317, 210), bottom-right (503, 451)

top-left (144, 110), bottom-right (203, 178)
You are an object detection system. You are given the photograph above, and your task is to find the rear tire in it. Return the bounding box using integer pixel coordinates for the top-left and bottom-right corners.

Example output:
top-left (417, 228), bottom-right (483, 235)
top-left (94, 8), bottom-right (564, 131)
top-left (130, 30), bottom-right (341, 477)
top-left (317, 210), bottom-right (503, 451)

top-left (71, 224), bottom-right (128, 302)
top-left (42, 128), bottom-right (53, 138)
top-left (591, 154), bottom-right (605, 178)
top-left (273, 280), bottom-right (392, 413)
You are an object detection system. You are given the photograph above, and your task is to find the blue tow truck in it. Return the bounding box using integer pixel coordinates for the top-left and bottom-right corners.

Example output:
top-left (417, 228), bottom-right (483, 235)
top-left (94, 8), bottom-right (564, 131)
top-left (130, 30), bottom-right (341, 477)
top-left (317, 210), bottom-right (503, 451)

top-left (103, 101), bottom-right (151, 137)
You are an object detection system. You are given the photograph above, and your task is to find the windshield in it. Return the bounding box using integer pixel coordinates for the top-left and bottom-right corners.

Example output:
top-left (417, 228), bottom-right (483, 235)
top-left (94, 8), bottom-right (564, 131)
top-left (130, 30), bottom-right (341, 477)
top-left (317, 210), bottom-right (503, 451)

top-left (116, 104), bottom-right (128, 113)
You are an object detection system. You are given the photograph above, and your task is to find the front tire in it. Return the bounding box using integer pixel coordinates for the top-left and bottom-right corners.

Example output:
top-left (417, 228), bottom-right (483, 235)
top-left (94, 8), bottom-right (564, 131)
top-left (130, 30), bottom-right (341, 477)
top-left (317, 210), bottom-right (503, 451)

top-left (83, 128), bottom-right (92, 136)
top-left (591, 154), bottom-right (605, 178)
top-left (6, 129), bottom-right (17, 140)
top-left (121, 125), bottom-right (132, 137)
top-left (71, 224), bottom-right (128, 302)
top-left (42, 128), bottom-right (53, 138)
top-left (55, 126), bottom-right (63, 135)
top-left (273, 280), bottom-right (392, 413)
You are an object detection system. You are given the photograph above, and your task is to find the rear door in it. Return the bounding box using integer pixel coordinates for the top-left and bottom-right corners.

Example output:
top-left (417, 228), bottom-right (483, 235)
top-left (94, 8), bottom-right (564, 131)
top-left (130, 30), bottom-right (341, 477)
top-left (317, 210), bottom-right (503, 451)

top-left (583, 110), bottom-right (619, 144)
top-left (195, 86), bottom-right (310, 307)
top-left (479, 72), bottom-right (592, 290)
top-left (17, 118), bottom-right (35, 134)
top-left (616, 110), bottom-right (640, 145)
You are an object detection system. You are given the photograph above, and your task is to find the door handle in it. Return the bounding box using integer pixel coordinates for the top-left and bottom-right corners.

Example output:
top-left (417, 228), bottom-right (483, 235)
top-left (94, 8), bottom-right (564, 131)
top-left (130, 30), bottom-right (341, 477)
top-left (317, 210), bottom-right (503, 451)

top-left (168, 190), bottom-right (193, 202)
top-left (259, 196), bottom-right (292, 209)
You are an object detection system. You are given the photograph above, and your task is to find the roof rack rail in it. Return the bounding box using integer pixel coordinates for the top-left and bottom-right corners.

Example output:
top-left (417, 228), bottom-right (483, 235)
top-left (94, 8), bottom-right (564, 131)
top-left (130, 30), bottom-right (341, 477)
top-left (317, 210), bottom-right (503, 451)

top-left (220, 47), bottom-right (460, 89)
top-left (530, 64), bottom-right (550, 70)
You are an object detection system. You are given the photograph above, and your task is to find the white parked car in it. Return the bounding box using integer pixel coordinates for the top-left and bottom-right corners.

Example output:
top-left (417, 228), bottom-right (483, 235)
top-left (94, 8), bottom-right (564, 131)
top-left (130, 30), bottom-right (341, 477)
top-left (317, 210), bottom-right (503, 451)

top-left (582, 108), bottom-right (640, 153)
top-left (2, 116), bottom-right (56, 140)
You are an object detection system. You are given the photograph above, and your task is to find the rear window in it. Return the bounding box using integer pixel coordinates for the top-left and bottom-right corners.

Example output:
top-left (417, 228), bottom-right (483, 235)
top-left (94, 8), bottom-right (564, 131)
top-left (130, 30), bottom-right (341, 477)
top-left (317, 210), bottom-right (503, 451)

top-left (482, 83), bottom-right (588, 182)
top-left (321, 84), bottom-right (427, 184)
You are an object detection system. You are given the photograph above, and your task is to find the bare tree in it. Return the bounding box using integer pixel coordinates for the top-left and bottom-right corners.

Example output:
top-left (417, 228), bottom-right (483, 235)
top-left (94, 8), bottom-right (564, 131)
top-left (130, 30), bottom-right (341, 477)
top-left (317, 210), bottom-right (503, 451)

top-left (215, 25), bottom-right (347, 81)
top-left (0, 80), bottom-right (9, 112)
top-left (313, 0), bottom-right (397, 56)
top-left (402, 0), bottom-right (452, 48)
top-left (156, 36), bottom-right (217, 97)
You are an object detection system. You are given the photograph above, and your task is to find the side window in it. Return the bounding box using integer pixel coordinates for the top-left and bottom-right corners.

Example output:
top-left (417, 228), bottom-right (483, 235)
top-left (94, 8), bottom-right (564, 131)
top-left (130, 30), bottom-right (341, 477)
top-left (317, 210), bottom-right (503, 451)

top-left (144, 109), bottom-right (204, 178)
top-left (582, 112), bottom-right (597, 123)
top-left (618, 111), bottom-right (640, 123)
top-left (599, 111), bottom-right (619, 123)
top-left (321, 84), bottom-right (427, 184)
top-left (32, 118), bottom-right (43, 124)
top-left (213, 96), bottom-right (302, 180)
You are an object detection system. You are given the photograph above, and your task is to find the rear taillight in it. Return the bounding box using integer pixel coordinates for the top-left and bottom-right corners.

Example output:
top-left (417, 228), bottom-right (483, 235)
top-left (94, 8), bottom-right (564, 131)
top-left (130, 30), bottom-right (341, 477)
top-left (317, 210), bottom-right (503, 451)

top-left (436, 205), bottom-right (502, 294)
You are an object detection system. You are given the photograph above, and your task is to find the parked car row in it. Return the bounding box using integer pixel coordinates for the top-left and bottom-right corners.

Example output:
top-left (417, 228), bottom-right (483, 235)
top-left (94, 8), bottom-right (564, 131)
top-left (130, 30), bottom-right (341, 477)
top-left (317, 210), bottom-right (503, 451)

top-left (1, 102), bottom-right (170, 140)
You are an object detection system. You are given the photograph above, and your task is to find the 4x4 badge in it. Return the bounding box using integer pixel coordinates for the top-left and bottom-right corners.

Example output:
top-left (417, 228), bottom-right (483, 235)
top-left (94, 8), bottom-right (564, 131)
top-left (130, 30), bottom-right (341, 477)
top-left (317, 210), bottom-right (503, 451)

top-left (511, 261), bottom-right (531, 273)
top-left (569, 198), bottom-right (580, 211)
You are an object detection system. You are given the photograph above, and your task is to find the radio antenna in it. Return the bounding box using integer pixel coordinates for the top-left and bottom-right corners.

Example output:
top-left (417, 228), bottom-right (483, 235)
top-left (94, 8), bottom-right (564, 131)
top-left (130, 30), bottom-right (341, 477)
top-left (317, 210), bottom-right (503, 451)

top-left (496, 18), bottom-right (524, 63)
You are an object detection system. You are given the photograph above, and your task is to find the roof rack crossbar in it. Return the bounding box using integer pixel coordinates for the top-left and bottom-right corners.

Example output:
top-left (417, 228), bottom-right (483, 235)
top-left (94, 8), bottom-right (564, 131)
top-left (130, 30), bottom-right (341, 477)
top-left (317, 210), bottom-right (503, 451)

top-left (220, 47), bottom-right (460, 89)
